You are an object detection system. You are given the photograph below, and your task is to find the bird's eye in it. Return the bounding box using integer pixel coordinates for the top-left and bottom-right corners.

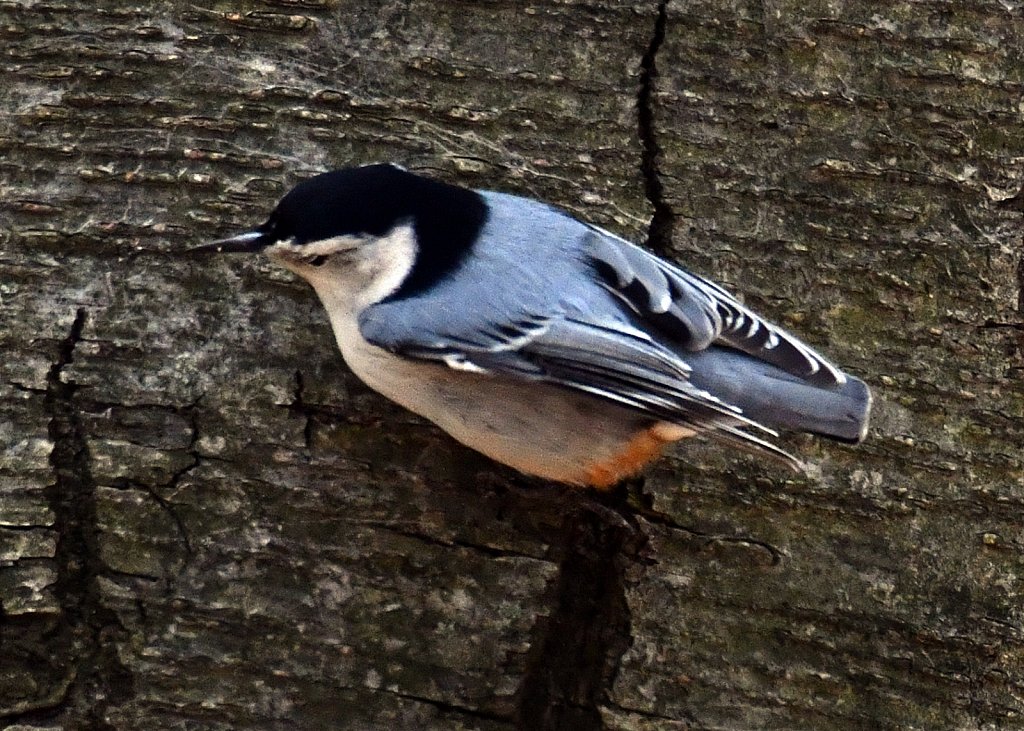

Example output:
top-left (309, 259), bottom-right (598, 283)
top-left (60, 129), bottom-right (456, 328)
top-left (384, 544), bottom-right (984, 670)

top-left (308, 255), bottom-right (328, 267)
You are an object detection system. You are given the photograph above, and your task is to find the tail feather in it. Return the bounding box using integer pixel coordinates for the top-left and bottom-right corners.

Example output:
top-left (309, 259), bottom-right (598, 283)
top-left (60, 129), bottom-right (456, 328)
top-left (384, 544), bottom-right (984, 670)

top-left (684, 347), bottom-right (872, 443)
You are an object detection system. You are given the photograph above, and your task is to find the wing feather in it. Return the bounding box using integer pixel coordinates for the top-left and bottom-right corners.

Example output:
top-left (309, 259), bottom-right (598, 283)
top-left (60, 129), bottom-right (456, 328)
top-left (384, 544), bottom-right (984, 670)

top-left (585, 225), bottom-right (845, 387)
top-left (360, 310), bottom-right (782, 446)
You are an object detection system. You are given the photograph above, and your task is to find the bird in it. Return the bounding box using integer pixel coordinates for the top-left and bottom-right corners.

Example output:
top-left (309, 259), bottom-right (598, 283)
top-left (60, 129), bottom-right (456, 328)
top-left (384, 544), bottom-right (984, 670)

top-left (195, 163), bottom-right (871, 488)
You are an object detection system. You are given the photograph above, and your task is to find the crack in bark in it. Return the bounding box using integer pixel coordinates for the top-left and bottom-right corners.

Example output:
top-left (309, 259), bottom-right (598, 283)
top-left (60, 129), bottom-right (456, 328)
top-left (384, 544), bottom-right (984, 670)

top-left (32, 308), bottom-right (135, 729)
top-left (361, 521), bottom-right (546, 562)
top-left (384, 688), bottom-right (512, 724)
top-left (137, 482), bottom-right (195, 559)
top-left (630, 494), bottom-right (783, 566)
top-left (515, 486), bottom-right (646, 731)
top-left (151, 397), bottom-right (205, 558)
top-left (605, 699), bottom-right (697, 725)
top-left (980, 320), bottom-right (1024, 330)
top-left (513, 10), bottom-right (683, 726)
top-left (638, 0), bottom-right (674, 258)
top-left (1017, 252), bottom-right (1024, 323)
top-left (510, 479), bottom-right (779, 729)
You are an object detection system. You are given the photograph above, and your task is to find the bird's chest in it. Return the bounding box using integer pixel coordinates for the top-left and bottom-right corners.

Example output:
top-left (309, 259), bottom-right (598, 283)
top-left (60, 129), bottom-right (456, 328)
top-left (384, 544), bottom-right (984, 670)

top-left (327, 310), bottom-right (479, 426)
top-left (341, 327), bottom-right (447, 412)
top-left (324, 311), bottom-right (658, 486)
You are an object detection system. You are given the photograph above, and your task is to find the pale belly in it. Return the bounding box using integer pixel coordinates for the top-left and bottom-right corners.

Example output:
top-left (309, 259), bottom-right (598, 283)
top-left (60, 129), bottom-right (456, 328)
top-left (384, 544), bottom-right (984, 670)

top-left (340, 334), bottom-right (692, 487)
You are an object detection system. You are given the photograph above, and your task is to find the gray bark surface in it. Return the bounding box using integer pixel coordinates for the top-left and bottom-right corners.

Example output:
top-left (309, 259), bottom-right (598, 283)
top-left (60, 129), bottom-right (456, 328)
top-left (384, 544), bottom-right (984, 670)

top-left (1, 1), bottom-right (1022, 730)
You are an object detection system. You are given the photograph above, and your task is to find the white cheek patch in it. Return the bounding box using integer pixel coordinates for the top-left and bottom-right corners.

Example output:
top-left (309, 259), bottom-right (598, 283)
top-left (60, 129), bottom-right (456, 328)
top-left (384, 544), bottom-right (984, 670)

top-left (278, 224), bottom-right (418, 316)
top-left (354, 223), bottom-right (418, 307)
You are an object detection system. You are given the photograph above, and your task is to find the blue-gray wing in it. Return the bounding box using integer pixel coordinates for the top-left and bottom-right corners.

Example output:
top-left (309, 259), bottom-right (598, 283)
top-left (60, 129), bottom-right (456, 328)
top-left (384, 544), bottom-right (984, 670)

top-left (584, 225), bottom-right (846, 387)
top-left (358, 306), bottom-right (783, 453)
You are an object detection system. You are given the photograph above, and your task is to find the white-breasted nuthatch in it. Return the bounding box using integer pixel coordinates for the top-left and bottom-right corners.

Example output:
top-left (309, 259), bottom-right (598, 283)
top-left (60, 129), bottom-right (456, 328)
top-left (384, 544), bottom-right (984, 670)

top-left (196, 164), bottom-right (871, 487)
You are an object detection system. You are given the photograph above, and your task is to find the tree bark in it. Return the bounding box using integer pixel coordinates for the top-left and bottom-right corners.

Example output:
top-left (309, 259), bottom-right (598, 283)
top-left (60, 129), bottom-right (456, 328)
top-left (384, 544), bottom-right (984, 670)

top-left (1, 1), bottom-right (1022, 730)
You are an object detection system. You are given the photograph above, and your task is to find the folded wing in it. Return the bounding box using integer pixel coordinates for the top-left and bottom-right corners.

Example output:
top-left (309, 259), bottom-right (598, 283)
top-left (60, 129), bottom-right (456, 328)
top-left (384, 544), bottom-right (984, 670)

top-left (585, 226), bottom-right (846, 387)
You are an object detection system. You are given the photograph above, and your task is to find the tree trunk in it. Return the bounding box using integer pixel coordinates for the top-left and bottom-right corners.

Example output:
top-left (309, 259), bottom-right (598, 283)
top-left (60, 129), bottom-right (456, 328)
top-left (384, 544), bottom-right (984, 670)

top-left (1, 1), bottom-right (1022, 729)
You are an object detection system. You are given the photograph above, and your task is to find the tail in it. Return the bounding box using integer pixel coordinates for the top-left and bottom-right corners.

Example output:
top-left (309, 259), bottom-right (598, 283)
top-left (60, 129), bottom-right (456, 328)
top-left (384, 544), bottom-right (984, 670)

top-left (684, 347), bottom-right (872, 444)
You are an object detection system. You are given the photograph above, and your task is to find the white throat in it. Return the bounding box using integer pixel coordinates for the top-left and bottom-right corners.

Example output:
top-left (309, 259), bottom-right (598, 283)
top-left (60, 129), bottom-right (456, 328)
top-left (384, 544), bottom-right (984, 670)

top-left (352, 223), bottom-right (417, 308)
top-left (296, 225), bottom-right (424, 401)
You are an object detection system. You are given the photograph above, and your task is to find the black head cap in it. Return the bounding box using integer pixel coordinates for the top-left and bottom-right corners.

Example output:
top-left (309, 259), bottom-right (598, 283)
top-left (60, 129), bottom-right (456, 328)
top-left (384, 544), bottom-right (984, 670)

top-left (261, 164), bottom-right (419, 244)
top-left (260, 164), bottom-right (488, 297)
top-left (197, 164), bottom-right (489, 298)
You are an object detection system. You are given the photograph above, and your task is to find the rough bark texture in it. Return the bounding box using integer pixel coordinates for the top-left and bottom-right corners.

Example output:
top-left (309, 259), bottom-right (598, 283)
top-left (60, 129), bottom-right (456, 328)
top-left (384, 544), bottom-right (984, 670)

top-left (1, 1), bottom-right (1023, 730)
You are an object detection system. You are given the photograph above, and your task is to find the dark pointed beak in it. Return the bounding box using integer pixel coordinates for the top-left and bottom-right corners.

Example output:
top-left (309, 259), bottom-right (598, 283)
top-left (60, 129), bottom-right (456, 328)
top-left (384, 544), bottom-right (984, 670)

top-left (192, 230), bottom-right (268, 254)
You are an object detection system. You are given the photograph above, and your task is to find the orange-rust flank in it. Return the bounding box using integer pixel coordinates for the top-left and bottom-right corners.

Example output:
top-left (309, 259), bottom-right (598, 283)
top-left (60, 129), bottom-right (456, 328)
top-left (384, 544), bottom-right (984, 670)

top-left (582, 425), bottom-right (679, 489)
